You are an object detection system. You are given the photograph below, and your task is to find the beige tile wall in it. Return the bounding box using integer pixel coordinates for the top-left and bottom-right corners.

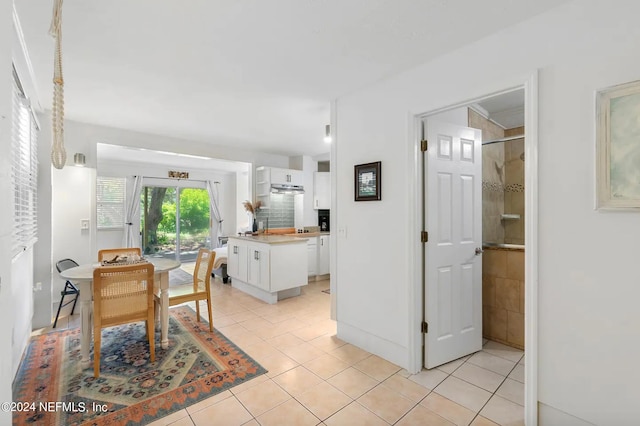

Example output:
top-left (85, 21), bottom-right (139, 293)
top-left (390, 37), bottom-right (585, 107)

top-left (482, 248), bottom-right (524, 349)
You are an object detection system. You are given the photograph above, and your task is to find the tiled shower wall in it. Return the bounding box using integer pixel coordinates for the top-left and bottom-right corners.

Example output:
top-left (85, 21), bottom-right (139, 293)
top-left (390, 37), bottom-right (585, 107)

top-left (482, 247), bottom-right (525, 349)
top-left (255, 193), bottom-right (295, 229)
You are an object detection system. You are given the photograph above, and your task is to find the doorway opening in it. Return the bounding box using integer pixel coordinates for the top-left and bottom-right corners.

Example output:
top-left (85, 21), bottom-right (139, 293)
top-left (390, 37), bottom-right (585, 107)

top-left (416, 77), bottom-right (537, 424)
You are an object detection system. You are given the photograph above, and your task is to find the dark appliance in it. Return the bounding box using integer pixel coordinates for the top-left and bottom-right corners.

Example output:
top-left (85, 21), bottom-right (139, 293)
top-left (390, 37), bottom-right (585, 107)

top-left (318, 209), bottom-right (330, 232)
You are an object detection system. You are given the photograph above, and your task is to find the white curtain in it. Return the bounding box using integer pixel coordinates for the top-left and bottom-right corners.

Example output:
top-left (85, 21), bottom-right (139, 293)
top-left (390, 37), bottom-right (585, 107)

top-left (123, 175), bottom-right (143, 248)
top-left (206, 181), bottom-right (224, 248)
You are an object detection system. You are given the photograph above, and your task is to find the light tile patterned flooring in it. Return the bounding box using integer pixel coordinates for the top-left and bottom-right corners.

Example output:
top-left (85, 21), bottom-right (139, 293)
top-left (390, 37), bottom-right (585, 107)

top-left (48, 272), bottom-right (525, 426)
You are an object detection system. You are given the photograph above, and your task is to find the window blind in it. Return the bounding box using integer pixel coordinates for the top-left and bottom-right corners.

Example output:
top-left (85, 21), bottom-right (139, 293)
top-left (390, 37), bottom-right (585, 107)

top-left (11, 69), bottom-right (38, 256)
top-left (97, 177), bottom-right (126, 229)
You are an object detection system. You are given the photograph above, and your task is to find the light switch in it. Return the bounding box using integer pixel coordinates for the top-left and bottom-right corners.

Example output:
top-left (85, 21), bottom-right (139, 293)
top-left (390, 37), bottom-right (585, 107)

top-left (337, 227), bottom-right (347, 239)
top-left (81, 219), bottom-right (90, 230)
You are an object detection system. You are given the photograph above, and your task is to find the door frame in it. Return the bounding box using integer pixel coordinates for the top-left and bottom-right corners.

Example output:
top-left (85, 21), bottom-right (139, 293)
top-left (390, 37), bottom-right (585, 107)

top-left (408, 71), bottom-right (539, 425)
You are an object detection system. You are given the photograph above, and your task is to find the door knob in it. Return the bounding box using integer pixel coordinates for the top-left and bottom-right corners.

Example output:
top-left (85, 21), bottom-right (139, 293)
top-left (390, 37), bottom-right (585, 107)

top-left (475, 247), bottom-right (484, 256)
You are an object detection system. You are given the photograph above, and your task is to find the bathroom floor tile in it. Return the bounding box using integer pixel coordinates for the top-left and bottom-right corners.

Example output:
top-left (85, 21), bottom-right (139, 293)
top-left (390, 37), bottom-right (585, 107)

top-left (496, 378), bottom-right (524, 406)
top-left (452, 362), bottom-right (505, 393)
top-left (467, 351), bottom-right (516, 376)
top-left (480, 395), bottom-right (525, 425)
top-left (482, 340), bottom-right (524, 363)
top-left (434, 376), bottom-right (492, 412)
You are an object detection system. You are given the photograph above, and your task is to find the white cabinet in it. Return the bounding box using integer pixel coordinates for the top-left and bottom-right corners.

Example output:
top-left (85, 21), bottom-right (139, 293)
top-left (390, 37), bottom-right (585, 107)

top-left (270, 167), bottom-right (304, 186)
top-left (307, 238), bottom-right (317, 276)
top-left (247, 243), bottom-right (270, 291)
top-left (314, 172), bottom-right (330, 210)
top-left (318, 235), bottom-right (330, 275)
top-left (255, 166), bottom-right (304, 210)
top-left (228, 241), bottom-right (248, 282)
top-left (227, 237), bottom-right (307, 303)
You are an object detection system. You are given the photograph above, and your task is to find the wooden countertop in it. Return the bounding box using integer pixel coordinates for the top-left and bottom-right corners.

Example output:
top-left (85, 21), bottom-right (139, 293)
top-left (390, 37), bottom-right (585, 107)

top-left (228, 235), bottom-right (308, 245)
top-left (283, 232), bottom-right (331, 238)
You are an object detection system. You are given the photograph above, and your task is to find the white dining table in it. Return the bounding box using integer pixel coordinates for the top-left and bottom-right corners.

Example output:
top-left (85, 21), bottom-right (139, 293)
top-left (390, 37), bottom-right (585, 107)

top-left (59, 257), bottom-right (181, 369)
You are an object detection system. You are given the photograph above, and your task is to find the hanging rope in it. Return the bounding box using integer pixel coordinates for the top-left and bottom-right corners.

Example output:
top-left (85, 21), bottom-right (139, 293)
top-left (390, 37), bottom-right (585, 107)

top-left (50, 0), bottom-right (66, 169)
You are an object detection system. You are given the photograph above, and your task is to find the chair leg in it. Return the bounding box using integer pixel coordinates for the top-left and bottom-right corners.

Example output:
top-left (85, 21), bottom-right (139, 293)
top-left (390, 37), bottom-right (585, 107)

top-left (147, 317), bottom-right (155, 363)
top-left (196, 300), bottom-right (201, 323)
top-left (206, 297), bottom-right (213, 332)
top-left (53, 291), bottom-right (66, 328)
top-left (93, 328), bottom-right (101, 378)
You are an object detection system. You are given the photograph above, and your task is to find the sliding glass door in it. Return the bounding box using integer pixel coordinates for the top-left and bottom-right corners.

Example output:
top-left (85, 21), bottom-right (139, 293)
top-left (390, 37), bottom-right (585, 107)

top-left (140, 185), bottom-right (210, 262)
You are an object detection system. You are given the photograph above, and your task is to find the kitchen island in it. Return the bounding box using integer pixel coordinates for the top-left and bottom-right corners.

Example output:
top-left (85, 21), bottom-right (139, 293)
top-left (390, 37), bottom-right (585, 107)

top-left (227, 234), bottom-right (308, 304)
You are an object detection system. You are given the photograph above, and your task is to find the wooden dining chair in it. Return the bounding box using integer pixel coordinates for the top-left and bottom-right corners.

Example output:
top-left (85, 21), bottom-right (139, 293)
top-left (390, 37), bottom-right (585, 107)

top-left (159, 248), bottom-right (216, 331)
top-left (98, 247), bottom-right (142, 263)
top-left (92, 262), bottom-right (156, 377)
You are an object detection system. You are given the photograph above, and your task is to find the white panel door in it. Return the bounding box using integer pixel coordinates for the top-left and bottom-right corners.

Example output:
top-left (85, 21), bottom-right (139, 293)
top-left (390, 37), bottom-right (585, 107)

top-left (424, 119), bottom-right (482, 369)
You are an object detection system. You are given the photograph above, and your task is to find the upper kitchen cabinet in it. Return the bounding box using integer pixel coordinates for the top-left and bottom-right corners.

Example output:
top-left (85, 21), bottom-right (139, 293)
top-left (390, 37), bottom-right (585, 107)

top-left (270, 167), bottom-right (303, 186)
top-left (255, 166), bottom-right (304, 209)
top-left (314, 172), bottom-right (330, 210)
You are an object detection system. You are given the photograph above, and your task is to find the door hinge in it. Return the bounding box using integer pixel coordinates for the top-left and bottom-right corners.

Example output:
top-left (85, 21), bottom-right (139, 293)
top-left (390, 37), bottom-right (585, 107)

top-left (420, 140), bottom-right (428, 152)
top-left (421, 321), bottom-right (429, 333)
top-left (421, 231), bottom-right (428, 243)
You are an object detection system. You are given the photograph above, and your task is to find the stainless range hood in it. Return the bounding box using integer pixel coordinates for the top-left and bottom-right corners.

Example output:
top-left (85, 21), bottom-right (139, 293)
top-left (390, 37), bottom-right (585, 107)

top-left (270, 184), bottom-right (305, 194)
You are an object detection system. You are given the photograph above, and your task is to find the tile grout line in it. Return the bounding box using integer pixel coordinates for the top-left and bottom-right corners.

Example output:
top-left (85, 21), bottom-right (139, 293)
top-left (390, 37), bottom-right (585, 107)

top-left (465, 350), bottom-right (525, 425)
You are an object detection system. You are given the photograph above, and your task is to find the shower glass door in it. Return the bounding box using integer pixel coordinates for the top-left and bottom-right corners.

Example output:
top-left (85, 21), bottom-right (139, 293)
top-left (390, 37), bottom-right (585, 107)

top-left (140, 185), bottom-right (210, 262)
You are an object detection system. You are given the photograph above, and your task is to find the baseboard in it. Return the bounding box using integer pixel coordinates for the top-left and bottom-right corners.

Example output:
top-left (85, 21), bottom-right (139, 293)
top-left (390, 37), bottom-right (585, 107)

top-left (337, 321), bottom-right (409, 370)
top-left (307, 274), bottom-right (330, 283)
top-left (538, 402), bottom-right (596, 426)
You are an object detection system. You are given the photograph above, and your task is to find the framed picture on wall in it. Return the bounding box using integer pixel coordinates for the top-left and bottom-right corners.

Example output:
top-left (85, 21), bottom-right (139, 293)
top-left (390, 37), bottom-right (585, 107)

top-left (354, 161), bottom-right (381, 201)
top-left (596, 79), bottom-right (640, 209)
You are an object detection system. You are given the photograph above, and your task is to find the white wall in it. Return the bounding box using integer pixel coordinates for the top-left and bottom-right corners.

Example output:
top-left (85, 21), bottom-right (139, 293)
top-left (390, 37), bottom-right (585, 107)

top-left (290, 155), bottom-right (318, 227)
top-left (11, 250), bottom-right (34, 376)
top-left (334, 1), bottom-right (640, 424)
top-left (0, 0), bottom-right (15, 419)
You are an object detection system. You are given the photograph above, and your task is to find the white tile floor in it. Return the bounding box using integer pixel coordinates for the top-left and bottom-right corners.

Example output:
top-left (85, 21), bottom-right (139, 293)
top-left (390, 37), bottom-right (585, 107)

top-left (44, 273), bottom-right (525, 425)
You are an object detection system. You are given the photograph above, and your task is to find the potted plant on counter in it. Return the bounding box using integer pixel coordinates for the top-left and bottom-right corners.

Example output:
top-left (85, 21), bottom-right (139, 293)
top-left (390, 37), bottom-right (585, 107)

top-left (242, 200), bottom-right (262, 233)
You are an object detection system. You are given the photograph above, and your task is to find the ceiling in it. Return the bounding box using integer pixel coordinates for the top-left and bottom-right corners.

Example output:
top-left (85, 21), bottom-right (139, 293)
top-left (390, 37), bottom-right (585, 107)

top-left (474, 89), bottom-right (525, 129)
top-left (97, 143), bottom-right (251, 173)
top-left (16, 1), bottom-right (566, 157)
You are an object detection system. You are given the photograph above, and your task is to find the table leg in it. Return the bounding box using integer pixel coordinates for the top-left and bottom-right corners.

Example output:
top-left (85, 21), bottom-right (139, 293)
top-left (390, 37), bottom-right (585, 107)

top-left (159, 271), bottom-right (169, 349)
top-left (79, 287), bottom-right (92, 369)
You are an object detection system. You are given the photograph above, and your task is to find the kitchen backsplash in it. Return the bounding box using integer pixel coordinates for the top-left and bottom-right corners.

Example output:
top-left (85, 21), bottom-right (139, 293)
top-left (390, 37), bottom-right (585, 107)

top-left (255, 193), bottom-right (295, 229)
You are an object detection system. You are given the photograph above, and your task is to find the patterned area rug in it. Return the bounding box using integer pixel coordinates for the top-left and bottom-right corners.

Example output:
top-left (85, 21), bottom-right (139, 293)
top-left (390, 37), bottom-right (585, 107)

top-left (13, 306), bottom-right (267, 425)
